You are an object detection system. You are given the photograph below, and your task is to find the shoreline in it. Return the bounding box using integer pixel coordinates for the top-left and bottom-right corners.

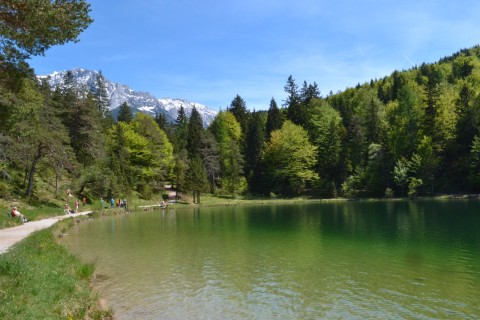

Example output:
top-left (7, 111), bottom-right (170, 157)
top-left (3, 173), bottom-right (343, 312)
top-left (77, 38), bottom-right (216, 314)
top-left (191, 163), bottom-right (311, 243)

top-left (1, 195), bottom-right (479, 319)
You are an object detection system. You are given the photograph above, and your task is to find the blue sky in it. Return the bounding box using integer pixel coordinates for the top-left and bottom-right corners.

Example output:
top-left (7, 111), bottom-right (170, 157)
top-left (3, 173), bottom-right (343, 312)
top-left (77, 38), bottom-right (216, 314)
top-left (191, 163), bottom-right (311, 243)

top-left (29, 0), bottom-right (480, 110)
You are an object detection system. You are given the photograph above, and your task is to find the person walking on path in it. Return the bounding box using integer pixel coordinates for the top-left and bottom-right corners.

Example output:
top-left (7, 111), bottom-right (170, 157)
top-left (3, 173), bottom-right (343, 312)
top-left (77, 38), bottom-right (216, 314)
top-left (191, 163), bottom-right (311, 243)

top-left (0, 210), bottom-right (93, 255)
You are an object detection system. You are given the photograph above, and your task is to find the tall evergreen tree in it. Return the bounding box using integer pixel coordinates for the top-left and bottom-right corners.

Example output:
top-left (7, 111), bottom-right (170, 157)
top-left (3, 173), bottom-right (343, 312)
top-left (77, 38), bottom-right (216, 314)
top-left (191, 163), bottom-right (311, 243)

top-left (301, 81), bottom-right (321, 104)
top-left (245, 110), bottom-right (265, 184)
top-left (117, 101), bottom-right (133, 123)
top-left (265, 98), bottom-right (283, 139)
top-left (200, 131), bottom-right (221, 192)
top-left (186, 106), bottom-right (204, 158)
top-left (94, 70), bottom-right (111, 119)
top-left (186, 154), bottom-right (209, 203)
top-left (174, 106), bottom-right (188, 152)
top-left (67, 92), bottom-right (104, 166)
top-left (284, 75), bottom-right (307, 127)
top-left (154, 112), bottom-right (168, 131)
top-left (227, 94), bottom-right (248, 135)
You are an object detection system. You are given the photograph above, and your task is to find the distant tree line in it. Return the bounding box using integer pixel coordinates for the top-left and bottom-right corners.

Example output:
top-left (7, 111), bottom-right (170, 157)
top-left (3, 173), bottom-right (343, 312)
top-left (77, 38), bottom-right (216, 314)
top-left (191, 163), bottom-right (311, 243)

top-left (3, 2), bottom-right (480, 201)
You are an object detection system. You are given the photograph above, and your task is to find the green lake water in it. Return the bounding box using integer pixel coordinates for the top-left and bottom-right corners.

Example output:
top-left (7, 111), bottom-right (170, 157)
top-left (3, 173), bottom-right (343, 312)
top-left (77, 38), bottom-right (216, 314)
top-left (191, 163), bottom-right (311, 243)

top-left (62, 200), bottom-right (480, 319)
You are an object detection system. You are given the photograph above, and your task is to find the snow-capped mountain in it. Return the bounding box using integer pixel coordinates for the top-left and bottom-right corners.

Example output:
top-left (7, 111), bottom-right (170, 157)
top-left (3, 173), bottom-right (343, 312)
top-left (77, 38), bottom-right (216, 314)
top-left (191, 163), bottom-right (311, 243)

top-left (38, 68), bottom-right (217, 126)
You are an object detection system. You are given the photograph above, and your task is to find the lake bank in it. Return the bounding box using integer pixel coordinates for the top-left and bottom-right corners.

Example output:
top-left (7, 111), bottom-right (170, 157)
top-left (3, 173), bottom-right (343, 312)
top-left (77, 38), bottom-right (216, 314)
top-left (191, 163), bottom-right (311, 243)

top-left (1, 195), bottom-right (479, 319)
top-left (0, 215), bottom-right (113, 319)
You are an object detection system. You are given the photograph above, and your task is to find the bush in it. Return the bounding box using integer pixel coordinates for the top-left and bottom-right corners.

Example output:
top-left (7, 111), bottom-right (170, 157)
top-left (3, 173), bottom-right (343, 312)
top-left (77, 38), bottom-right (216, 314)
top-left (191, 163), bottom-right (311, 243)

top-left (385, 187), bottom-right (394, 198)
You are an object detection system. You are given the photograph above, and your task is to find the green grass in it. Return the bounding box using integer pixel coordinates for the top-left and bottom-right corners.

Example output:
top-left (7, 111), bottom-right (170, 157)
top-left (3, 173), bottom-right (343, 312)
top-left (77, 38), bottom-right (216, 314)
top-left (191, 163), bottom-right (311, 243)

top-left (0, 218), bottom-right (112, 319)
top-left (0, 198), bottom-right (97, 230)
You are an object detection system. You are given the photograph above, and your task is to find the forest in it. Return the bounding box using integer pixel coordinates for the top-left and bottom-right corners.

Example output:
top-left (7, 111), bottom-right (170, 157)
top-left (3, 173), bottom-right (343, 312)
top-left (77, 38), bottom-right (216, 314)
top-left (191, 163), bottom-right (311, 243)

top-left (2, 2), bottom-right (480, 202)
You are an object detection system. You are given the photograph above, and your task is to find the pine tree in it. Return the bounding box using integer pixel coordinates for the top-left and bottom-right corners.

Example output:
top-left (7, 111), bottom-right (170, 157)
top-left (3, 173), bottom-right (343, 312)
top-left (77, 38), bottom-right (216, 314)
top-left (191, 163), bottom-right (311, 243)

top-left (265, 98), bottom-right (283, 139)
top-left (227, 95), bottom-right (248, 135)
top-left (186, 106), bottom-right (204, 158)
top-left (154, 112), bottom-right (168, 131)
top-left (301, 81), bottom-right (321, 104)
top-left (94, 70), bottom-right (110, 116)
top-left (245, 110), bottom-right (265, 183)
top-left (0, 0), bottom-right (92, 71)
top-left (173, 106), bottom-right (188, 152)
top-left (284, 75), bottom-right (307, 127)
top-left (117, 102), bottom-right (133, 123)
top-left (200, 131), bottom-right (220, 192)
top-left (186, 154), bottom-right (209, 203)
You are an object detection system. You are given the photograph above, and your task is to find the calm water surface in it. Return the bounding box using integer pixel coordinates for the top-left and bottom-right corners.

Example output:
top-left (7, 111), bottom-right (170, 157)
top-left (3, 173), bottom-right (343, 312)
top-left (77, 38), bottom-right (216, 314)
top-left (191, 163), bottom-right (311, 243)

top-left (62, 200), bottom-right (480, 319)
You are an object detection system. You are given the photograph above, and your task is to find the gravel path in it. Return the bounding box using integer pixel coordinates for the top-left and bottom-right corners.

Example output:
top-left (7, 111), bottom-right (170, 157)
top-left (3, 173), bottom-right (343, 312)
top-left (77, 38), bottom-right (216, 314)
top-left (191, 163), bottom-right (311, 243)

top-left (0, 211), bottom-right (92, 254)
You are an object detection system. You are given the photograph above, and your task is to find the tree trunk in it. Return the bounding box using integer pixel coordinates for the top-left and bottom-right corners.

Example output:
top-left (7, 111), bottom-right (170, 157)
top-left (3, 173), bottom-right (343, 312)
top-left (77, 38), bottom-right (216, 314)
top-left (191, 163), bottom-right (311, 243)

top-left (26, 154), bottom-right (41, 196)
top-left (23, 165), bottom-right (29, 187)
top-left (55, 174), bottom-right (59, 196)
top-left (26, 143), bottom-right (44, 196)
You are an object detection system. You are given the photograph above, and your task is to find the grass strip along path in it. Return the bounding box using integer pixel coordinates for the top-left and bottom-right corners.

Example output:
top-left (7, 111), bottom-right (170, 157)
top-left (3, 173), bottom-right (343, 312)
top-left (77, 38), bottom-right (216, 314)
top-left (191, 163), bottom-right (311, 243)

top-left (0, 211), bottom-right (113, 319)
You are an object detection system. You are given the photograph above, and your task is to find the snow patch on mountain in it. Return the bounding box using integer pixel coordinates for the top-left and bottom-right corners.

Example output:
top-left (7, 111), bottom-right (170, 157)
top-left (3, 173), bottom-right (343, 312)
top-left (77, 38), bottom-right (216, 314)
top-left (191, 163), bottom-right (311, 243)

top-left (38, 68), bottom-right (217, 126)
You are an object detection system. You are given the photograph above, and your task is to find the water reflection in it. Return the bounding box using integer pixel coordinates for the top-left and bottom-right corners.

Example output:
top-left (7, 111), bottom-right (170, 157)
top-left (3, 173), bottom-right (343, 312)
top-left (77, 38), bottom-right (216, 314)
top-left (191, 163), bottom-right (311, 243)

top-left (62, 200), bottom-right (480, 319)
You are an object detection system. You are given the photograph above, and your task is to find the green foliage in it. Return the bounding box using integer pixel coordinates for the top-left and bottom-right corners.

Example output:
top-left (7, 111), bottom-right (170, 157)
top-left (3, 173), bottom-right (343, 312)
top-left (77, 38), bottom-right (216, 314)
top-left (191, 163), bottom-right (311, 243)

top-left (185, 155), bottom-right (209, 203)
top-left (284, 75), bottom-right (308, 127)
top-left (385, 187), bottom-right (394, 198)
top-left (306, 98), bottom-right (344, 183)
top-left (408, 177), bottom-right (423, 198)
top-left (117, 101), bottom-right (134, 123)
top-left (263, 121), bottom-right (318, 195)
top-left (0, 0), bottom-right (93, 65)
top-left (227, 95), bottom-right (248, 136)
top-left (341, 167), bottom-right (366, 198)
top-left (6, 38), bottom-right (480, 202)
top-left (265, 98), bottom-right (283, 139)
top-left (104, 114), bottom-right (174, 197)
top-left (393, 158), bottom-right (409, 196)
top-left (186, 107), bottom-right (204, 158)
top-left (0, 222), bottom-right (110, 319)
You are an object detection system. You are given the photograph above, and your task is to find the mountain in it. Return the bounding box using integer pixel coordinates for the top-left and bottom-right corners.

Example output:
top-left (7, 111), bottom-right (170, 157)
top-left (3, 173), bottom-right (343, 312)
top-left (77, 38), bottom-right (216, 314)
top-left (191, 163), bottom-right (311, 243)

top-left (37, 68), bottom-right (218, 126)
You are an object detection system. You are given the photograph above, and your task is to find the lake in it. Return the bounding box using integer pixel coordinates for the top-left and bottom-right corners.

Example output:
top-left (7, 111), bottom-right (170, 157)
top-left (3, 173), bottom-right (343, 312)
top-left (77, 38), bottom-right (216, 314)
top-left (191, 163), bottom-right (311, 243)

top-left (62, 200), bottom-right (480, 319)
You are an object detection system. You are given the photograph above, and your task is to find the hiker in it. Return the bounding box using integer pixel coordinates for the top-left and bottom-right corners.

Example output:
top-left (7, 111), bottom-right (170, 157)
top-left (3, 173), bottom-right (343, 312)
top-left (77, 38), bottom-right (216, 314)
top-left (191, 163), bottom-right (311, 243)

top-left (161, 200), bottom-right (167, 208)
top-left (11, 206), bottom-right (28, 223)
top-left (110, 197), bottom-right (115, 208)
top-left (74, 200), bottom-right (79, 213)
top-left (82, 196), bottom-right (87, 206)
top-left (64, 203), bottom-right (72, 215)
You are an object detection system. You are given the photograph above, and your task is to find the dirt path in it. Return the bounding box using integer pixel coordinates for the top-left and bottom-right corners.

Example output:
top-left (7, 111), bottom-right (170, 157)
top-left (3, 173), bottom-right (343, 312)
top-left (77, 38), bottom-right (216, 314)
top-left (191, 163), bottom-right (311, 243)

top-left (0, 211), bottom-right (92, 255)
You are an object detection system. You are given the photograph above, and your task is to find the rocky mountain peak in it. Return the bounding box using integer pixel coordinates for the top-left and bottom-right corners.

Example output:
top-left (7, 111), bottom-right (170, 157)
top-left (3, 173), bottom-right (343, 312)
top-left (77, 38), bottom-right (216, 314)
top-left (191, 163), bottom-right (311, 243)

top-left (38, 68), bottom-right (217, 126)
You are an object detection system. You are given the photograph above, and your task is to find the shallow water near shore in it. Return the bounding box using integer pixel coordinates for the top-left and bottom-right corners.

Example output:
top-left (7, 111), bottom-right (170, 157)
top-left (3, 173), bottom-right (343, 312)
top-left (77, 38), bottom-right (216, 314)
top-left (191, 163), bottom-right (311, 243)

top-left (62, 200), bottom-right (480, 319)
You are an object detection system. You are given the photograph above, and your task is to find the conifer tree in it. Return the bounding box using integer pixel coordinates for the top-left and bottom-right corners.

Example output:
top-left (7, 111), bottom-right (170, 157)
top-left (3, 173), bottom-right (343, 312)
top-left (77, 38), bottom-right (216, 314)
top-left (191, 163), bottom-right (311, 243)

top-left (200, 131), bottom-right (220, 192)
top-left (284, 75), bottom-right (307, 127)
top-left (245, 110), bottom-right (265, 183)
top-left (174, 106), bottom-right (188, 152)
top-left (154, 112), bottom-right (168, 131)
top-left (265, 98), bottom-right (283, 139)
top-left (186, 106), bottom-right (204, 158)
top-left (0, 0), bottom-right (93, 70)
top-left (117, 102), bottom-right (134, 123)
top-left (186, 154), bottom-right (209, 203)
top-left (301, 81), bottom-right (321, 104)
top-left (94, 70), bottom-right (110, 116)
top-left (227, 95), bottom-right (248, 135)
